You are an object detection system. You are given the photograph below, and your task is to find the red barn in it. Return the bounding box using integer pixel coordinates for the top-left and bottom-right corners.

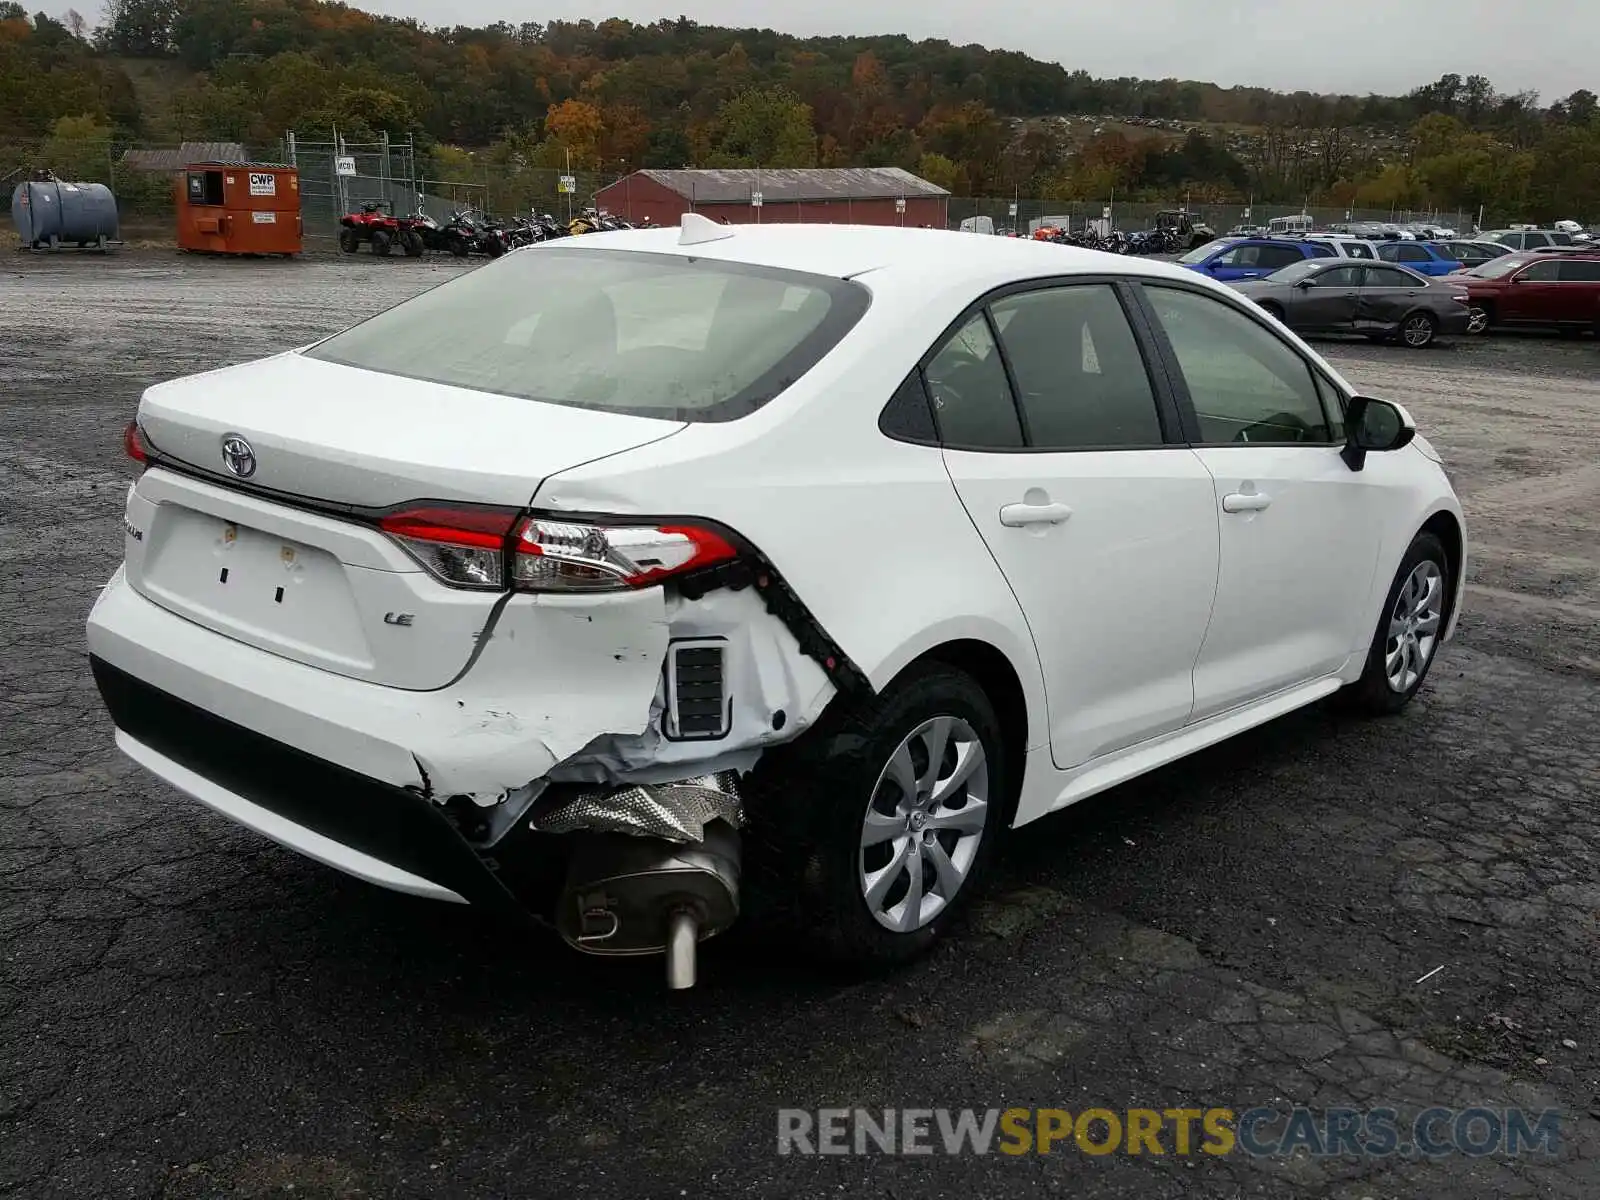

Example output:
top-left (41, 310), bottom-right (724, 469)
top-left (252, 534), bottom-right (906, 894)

top-left (593, 167), bottom-right (949, 228)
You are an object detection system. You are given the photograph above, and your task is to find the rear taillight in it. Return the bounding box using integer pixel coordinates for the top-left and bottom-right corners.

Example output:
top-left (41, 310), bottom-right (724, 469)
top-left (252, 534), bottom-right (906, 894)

top-left (511, 518), bottom-right (737, 592)
top-left (123, 421), bottom-right (149, 465)
top-left (378, 505), bottom-right (520, 591)
top-left (376, 507), bottom-right (739, 594)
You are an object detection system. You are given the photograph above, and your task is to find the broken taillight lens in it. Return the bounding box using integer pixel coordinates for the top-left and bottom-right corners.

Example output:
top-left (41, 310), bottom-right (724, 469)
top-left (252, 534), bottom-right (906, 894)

top-left (378, 505), bottom-right (520, 591)
top-left (376, 507), bottom-right (739, 594)
top-left (511, 517), bottom-right (737, 592)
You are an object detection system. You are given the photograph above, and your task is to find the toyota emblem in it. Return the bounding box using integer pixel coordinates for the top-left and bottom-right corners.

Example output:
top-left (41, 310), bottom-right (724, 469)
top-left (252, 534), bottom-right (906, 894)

top-left (220, 434), bottom-right (257, 479)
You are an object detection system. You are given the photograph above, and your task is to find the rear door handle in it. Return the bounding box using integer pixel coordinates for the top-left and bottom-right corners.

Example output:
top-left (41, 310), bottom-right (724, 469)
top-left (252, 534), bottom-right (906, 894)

top-left (999, 501), bottom-right (1073, 527)
top-left (1222, 491), bottom-right (1272, 513)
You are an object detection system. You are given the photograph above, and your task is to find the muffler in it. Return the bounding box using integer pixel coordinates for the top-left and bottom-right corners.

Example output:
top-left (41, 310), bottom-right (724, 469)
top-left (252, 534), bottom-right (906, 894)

top-left (556, 824), bottom-right (741, 990)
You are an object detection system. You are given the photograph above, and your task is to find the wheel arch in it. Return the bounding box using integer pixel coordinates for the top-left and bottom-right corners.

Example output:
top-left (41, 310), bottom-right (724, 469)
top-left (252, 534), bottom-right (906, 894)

top-left (1419, 508), bottom-right (1465, 636)
top-left (904, 638), bottom-right (1030, 820)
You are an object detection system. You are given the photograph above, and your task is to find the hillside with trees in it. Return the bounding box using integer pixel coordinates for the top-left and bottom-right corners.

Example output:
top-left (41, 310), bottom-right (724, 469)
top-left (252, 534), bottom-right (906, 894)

top-left (2, 0), bottom-right (1596, 220)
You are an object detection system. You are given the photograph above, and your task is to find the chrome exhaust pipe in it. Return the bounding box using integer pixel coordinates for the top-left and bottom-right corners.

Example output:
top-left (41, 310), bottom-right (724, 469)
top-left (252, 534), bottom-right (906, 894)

top-left (555, 823), bottom-right (741, 991)
top-left (665, 907), bottom-right (700, 990)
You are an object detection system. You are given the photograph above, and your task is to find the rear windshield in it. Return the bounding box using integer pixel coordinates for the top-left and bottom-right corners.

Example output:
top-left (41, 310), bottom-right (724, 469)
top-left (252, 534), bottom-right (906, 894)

top-left (1470, 255), bottom-right (1531, 279)
top-left (305, 247), bottom-right (869, 422)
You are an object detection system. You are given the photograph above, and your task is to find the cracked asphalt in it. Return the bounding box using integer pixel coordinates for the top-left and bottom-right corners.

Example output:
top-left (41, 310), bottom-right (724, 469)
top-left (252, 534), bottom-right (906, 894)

top-left (3, 251), bottom-right (1598, 1198)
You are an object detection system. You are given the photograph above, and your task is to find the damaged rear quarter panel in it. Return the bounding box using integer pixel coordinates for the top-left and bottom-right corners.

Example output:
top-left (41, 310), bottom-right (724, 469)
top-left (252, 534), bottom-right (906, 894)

top-left (527, 273), bottom-right (1049, 756)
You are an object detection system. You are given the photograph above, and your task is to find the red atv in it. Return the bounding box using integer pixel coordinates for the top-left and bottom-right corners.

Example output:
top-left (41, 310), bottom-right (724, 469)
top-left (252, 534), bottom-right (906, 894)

top-left (338, 202), bottom-right (423, 257)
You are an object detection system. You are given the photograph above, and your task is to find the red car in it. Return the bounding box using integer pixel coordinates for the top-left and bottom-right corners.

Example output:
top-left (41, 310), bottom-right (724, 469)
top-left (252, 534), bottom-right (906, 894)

top-left (1463, 251), bottom-right (1600, 335)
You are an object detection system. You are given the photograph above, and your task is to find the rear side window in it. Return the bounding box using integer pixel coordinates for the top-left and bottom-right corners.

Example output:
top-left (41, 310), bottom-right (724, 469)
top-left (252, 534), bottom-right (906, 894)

top-left (1524, 233), bottom-right (1552, 248)
top-left (923, 314), bottom-right (1022, 449)
top-left (305, 248), bottom-right (868, 422)
top-left (1551, 232), bottom-right (1574, 245)
top-left (1364, 266), bottom-right (1419, 287)
top-left (989, 285), bottom-right (1164, 449)
top-left (1144, 287), bottom-right (1332, 445)
top-left (1344, 242), bottom-right (1374, 258)
top-left (1395, 245), bottom-right (1431, 263)
top-left (1559, 260), bottom-right (1600, 282)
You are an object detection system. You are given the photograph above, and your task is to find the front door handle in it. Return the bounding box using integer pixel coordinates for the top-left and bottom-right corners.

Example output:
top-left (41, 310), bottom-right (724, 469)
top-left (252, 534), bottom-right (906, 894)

top-left (1222, 491), bottom-right (1272, 513)
top-left (999, 501), bottom-right (1073, 527)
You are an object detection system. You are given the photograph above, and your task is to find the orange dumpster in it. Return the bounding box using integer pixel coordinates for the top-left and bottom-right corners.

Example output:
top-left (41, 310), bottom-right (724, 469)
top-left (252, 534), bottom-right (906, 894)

top-left (175, 162), bottom-right (302, 255)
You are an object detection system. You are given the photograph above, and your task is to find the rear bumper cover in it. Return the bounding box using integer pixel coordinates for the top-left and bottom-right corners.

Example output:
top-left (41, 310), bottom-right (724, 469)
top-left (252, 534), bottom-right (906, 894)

top-left (92, 656), bottom-right (525, 913)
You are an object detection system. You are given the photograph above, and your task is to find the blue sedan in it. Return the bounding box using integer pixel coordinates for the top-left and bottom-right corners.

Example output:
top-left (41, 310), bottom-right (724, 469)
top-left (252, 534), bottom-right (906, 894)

top-left (1374, 241), bottom-right (1464, 276)
top-left (1178, 237), bottom-right (1325, 281)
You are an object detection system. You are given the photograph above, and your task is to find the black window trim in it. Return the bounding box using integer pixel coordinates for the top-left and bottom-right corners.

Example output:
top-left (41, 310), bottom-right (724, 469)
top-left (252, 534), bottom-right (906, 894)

top-left (1127, 277), bottom-right (1349, 450)
top-left (886, 274), bottom-right (1190, 455)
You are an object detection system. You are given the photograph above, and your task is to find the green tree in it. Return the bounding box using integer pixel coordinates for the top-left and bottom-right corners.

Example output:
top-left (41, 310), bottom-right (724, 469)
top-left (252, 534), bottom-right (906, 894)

top-left (98, 0), bottom-right (177, 55)
top-left (708, 85), bottom-right (816, 167)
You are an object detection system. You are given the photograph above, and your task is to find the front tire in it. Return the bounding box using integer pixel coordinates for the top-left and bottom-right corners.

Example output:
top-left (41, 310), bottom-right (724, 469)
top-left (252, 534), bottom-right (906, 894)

top-left (1340, 531), bottom-right (1450, 715)
top-left (401, 230), bottom-right (424, 257)
top-left (337, 228), bottom-right (359, 254)
top-left (1467, 304), bottom-right (1492, 335)
top-left (746, 664), bottom-right (1007, 966)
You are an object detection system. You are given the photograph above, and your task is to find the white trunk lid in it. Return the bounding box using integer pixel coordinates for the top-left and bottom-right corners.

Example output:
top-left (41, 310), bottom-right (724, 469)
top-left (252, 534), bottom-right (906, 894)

top-left (126, 353), bottom-right (684, 689)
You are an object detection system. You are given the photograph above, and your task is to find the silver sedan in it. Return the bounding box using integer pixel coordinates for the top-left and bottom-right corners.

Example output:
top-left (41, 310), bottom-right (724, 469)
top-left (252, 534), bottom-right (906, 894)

top-left (1230, 259), bottom-right (1474, 348)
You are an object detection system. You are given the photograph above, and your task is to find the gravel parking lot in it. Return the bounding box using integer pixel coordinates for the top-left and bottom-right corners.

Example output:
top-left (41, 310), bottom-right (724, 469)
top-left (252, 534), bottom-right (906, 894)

top-left (3, 252), bottom-right (1598, 1198)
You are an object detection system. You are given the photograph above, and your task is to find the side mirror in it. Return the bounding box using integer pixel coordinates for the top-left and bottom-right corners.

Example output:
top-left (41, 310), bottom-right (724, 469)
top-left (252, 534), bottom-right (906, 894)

top-left (1342, 395), bottom-right (1416, 471)
top-left (1294, 278), bottom-right (1316, 289)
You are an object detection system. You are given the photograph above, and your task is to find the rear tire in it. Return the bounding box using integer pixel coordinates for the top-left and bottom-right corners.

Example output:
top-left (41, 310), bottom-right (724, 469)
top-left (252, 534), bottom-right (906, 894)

top-left (337, 228), bottom-right (359, 254)
top-left (1338, 531), bottom-right (1450, 716)
top-left (370, 230), bottom-right (393, 257)
top-left (1400, 311), bottom-right (1437, 348)
top-left (745, 664), bottom-right (1008, 967)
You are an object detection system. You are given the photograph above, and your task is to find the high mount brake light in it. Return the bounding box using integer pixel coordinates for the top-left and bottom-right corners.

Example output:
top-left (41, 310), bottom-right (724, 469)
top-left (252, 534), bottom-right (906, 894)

top-left (376, 507), bottom-right (739, 594)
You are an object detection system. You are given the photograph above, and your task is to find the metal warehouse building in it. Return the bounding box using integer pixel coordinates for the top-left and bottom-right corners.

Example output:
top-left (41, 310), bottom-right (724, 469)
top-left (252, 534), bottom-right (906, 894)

top-left (593, 167), bottom-right (949, 227)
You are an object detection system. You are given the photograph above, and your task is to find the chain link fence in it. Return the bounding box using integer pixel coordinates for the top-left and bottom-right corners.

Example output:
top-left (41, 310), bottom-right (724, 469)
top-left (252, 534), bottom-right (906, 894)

top-left (4, 133), bottom-right (1474, 245)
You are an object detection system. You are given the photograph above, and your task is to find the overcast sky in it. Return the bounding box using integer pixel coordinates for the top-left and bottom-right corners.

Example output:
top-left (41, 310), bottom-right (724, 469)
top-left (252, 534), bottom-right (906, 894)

top-left (351, 0), bottom-right (1595, 101)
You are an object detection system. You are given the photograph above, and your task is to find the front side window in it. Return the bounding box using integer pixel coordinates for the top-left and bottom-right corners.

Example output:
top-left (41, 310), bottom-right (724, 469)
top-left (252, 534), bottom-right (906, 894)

top-left (1257, 244), bottom-right (1307, 269)
top-left (1144, 287), bottom-right (1332, 445)
top-left (1215, 245), bottom-right (1262, 266)
top-left (989, 285), bottom-right (1164, 450)
top-left (1314, 266), bottom-right (1365, 287)
top-left (306, 248), bottom-right (867, 422)
top-left (923, 313), bottom-right (1022, 449)
top-left (1518, 261), bottom-right (1561, 282)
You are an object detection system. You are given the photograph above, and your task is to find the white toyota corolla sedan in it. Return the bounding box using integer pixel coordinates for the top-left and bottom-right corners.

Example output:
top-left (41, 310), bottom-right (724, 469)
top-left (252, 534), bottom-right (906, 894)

top-left (89, 215), bottom-right (1465, 988)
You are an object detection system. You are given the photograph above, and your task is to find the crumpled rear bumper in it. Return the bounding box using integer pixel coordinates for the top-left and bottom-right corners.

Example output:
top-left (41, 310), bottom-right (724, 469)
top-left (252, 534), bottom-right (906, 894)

top-left (92, 655), bottom-right (531, 913)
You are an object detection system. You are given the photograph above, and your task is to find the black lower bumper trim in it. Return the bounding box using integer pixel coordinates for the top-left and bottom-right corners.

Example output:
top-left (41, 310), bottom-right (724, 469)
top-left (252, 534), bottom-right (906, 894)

top-left (90, 656), bottom-right (527, 917)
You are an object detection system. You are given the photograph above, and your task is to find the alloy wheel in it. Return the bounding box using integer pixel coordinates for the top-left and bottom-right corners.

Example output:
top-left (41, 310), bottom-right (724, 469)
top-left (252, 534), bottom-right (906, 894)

top-left (1402, 315), bottom-right (1435, 347)
top-left (1467, 306), bottom-right (1489, 335)
top-left (1385, 560), bottom-right (1444, 692)
top-left (858, 716), bottom-right (990, 932)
